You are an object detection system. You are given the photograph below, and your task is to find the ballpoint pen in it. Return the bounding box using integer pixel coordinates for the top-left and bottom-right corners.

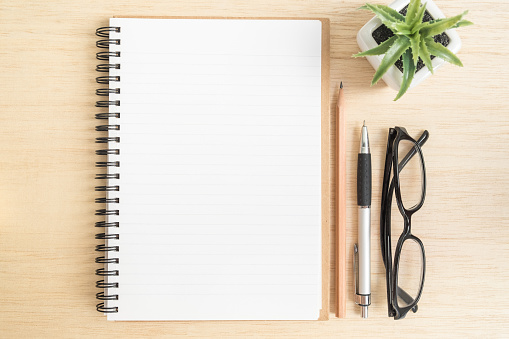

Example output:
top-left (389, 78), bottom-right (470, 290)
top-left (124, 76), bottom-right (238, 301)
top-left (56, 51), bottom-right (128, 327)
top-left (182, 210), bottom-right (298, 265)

top-left (354, 121), bottom-right (371, 318)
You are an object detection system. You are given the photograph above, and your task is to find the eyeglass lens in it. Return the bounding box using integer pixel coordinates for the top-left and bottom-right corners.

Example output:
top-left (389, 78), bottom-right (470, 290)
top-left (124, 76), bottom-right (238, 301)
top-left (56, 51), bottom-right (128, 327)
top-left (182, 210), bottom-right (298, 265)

top-left (394, 239), bottom-right (423, 307)
top-left (396, 139), bottom-right (424, 211)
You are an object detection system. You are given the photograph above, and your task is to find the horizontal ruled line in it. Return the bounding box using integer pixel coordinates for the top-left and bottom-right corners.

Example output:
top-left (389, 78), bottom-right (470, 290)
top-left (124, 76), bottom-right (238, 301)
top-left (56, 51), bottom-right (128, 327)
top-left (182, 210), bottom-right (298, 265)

top-left (114, 233), bottom-right (316, 236)
top-left (115, 174), bottom-right (318, 177)
top-left (120, 103), bottom-right (320, 107)
top-left (113, 243), bottom-right (314, 246)
top-left (117, 213), bottom-right (319, 216)
top-left (123, 61), bottom-right (320, 67)
top-left (113, 254), bottom-right (318, 257)
top-left (115, 112), bottom-right (316, 116)
top-left (117, 51), bottom-right (320, 57)
top-left (115, 183), bottom-right (317, 186)
top-left (118, 93), bottom-right (319, 97)
top-left (108, 164), bottom-right (318, 167)
top-left (118, 283), bottom-right (316, 286)
top-left (116, 223), bottom-right (317, 226)
top-left (119, 83), bottom-right (319, 88)
top-left (112, 293), bottom-right (318, 296)
top-left (119, 123), bottom-right (320, 127)
top-left (107, 194), bottom-right (320, 197)
top-left (117, 72), bottom-right (320, 77)
top-left (115, 203), bottom-right (318, 206)
top-left (116, 155), bottom-right (319, 158)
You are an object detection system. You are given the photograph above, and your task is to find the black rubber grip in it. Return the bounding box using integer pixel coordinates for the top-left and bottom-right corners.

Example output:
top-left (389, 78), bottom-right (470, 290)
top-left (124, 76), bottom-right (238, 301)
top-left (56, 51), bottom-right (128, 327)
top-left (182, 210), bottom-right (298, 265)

top-left (357, 153), bottom-right (372, 206)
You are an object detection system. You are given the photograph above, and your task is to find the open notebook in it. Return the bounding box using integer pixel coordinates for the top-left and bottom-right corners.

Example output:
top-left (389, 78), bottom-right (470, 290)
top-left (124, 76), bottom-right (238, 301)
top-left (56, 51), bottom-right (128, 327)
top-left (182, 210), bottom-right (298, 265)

top-left (94, 17), bottom-right (330, 321)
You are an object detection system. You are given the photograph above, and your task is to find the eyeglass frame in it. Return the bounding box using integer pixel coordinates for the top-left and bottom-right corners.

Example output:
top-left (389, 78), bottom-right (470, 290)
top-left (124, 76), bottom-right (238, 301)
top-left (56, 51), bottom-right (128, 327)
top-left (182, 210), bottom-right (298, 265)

top-left (380, 126), bottom-right (429, 320)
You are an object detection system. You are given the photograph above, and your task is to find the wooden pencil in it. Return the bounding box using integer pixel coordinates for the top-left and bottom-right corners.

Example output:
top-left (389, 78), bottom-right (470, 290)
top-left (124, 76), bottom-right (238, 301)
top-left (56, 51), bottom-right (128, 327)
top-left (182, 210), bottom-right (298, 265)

top-left (336, 82), bottom-right (347, 318)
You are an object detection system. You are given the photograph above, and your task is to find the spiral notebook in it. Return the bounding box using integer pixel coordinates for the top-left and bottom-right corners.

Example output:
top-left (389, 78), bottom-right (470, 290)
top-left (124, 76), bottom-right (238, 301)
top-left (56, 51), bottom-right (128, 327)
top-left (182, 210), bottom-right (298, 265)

top-left (95, 17), bottom-right (330, 321)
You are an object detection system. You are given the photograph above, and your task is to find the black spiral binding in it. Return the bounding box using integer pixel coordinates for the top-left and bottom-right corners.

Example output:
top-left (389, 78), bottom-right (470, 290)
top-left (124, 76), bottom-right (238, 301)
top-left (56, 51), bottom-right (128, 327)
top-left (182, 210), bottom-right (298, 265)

top-left (95, 26), bottom-right (121, 314)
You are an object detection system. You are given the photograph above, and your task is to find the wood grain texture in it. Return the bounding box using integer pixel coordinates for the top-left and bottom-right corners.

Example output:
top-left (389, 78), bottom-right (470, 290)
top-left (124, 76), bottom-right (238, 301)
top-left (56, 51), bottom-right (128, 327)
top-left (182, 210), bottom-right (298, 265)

top-left (1, 0), bottom-right (509, 337)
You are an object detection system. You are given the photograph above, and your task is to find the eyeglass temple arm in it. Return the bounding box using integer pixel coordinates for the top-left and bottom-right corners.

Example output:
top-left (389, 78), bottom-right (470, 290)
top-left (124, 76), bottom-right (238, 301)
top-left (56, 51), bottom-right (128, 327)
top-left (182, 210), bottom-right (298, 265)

top-left (387, 130), bottom-right (428, 201)
top-left (397, 130), bottom-right (429, 171)
top-left (396, 286), bottom-right (419, 313)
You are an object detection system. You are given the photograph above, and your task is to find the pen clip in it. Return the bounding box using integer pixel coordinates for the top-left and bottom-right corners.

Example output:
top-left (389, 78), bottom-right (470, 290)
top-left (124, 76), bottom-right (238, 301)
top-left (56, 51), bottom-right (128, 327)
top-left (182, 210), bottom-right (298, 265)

top-left (354, 243), bottom-right (359, 297)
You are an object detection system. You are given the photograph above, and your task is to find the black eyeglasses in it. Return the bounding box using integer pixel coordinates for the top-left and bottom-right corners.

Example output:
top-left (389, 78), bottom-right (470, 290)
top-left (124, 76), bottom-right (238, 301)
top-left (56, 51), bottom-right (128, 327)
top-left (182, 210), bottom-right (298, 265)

top-left (380, 126), bottom-right (429, 320)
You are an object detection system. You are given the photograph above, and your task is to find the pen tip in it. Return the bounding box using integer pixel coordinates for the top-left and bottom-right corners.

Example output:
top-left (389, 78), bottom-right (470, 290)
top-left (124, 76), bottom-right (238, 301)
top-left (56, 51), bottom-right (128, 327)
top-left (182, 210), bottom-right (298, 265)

top-left (363, 120), bottom-right (365, 127)
top-left (340, 81), bottom-right (343, 89)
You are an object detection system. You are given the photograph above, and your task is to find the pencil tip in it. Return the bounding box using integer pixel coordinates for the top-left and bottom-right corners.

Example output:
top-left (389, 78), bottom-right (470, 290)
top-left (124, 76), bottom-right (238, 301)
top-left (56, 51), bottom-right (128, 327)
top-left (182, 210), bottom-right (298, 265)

top-left (363, 120), bottom-right (365, 126)
top-left (340, 81), bottom-right (343, 89)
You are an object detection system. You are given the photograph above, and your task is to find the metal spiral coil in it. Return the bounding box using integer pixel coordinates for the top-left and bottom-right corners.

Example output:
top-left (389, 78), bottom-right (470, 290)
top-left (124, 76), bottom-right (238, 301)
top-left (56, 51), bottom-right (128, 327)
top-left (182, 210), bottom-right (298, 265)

top-left (95, 174), bottom-right (120, 180)
top-left (96, 26), bottom-right (120, 38)
top-left (95, 136), bottom-right (120, 143)
top-left (95, 26), bottom-right (121, 314)
top-left (95, 125), bottom-right (120, 131)
top-left (96, 256), bottom-right (120, 264)
top-left (96, 149), bottom-right (120, 155)
top-left (95, 232), bottom-right (120, 240)
top-left (95, 161), bottom-right (120, 168)
top-left (96, 303), bottom-right (119, 313)
top-left (96, 280), bottom-right (119, 288)
top-left (95, 197), bottom-right (120, 204)
top-left (95, 100), bottom-right (120, 107)
top-left (96, 292), bottom-right (119, 300)
top-left (95, 209), bottom-right (120, 216)
top-left (95, 221), bottom-right (119, 228)
top-left (97, 51), bottom-right (121, 60)
top-left (96, 268), bottom-right (120, 276)
top-left (96, 88), bottom-right (120, 96)
top-left (96, 76), bottom-right (120, 84)
top-left (96, 64), bottom-right (120, 72)
top-left (96, 244), bottom-right (119, 252)
top-left (96, 39), bottom-right (120, 48)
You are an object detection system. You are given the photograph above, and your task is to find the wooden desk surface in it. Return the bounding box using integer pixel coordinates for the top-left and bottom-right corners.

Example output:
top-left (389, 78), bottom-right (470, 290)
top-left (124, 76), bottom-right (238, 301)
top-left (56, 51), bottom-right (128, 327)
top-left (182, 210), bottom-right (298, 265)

top-left (1, 0), bottom-right (508, 337)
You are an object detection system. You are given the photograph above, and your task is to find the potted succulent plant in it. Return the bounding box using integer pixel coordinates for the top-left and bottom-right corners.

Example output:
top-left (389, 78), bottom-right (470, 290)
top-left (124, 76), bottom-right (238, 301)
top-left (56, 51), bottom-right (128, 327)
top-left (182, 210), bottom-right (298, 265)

top-left (355, 0), bottom-right (472, 100)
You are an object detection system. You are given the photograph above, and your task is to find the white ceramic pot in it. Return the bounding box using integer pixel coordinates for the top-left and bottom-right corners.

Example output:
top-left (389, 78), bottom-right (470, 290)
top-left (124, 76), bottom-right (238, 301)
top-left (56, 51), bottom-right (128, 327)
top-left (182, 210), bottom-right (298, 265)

top-left (356, 0), bottom-right (462, 90)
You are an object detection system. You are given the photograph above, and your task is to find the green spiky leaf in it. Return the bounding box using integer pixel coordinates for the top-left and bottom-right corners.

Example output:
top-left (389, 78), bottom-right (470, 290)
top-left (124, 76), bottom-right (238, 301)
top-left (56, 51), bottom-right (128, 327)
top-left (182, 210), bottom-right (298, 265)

top-left (409, 31), bottom-right (420, 66)
top-left (393, 23), bottom-right (412, 35)
top-left (353, 35), bottom-right (398, 57)
top-left (359, 4), bottom-right (406, 22)
top-left (372, 36), bottom-right (411, 85)
top-left (405, 0), bottom-right (421, 25)
top-left (425, 38), bottom-right (464, 67)
top-left (394, 49), bottom-right (416, 100)
top-left (419, 11), bottom-right (468, 38)
top-left (362, 3), bottom-right (405, 32)
top-left (418, 38), bottom-right (433, 73)
top-left (410, 2), bottom-right (427, 28)
top-left (450, 20), bottom-right (474, 29)
top-left (413, 18), bottom-right (441, 33)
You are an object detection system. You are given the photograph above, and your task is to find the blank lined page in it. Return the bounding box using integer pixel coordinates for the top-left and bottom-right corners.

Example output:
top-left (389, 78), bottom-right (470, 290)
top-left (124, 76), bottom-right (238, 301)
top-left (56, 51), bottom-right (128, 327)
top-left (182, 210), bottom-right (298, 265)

top-left (105, 18), bottom-right (323, 320)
